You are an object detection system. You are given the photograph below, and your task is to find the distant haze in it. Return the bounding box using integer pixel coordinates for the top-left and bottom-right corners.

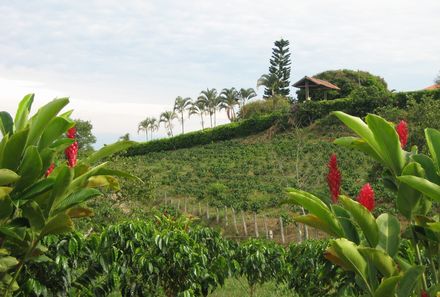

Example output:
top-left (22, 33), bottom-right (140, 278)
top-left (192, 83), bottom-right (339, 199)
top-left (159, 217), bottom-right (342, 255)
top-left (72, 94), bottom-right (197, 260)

top-left (1, 0), bottom-right (439, 147)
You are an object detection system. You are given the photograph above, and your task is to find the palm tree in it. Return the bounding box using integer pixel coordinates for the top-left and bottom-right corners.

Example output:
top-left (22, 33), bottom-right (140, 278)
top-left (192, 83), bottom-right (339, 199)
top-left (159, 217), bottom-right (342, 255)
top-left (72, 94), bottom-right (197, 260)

top-left (160, 111), bottom-right (177, 137)
top-left (220, 88), bottom-right (239, 121)
top-left (197, 88), bottom-right (218, 128)
top-left (238, 88), bottom-right (257, 108)
top-left (189, 100), bottom-right (206, 130)
top-left (257, 74), bottom-right (279, 97)
top-left (149, 117), bottom-right (159, 140)
top-left (174, 96), bottom-right (192, 134)
top-left (138, 118), bottom-right (151, 141)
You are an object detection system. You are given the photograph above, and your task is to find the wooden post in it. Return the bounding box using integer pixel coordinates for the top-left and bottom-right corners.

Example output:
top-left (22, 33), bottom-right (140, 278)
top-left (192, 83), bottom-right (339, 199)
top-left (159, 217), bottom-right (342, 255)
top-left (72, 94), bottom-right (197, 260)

top-left (232, 208), bottom-right (239, 235)
top-left (269, 230), bottom-right (273, 240)
top-left (264, 215), bottom-right (269, 239)
top-left (184, 197), bottom-right (187, 213)
top-left (242, 212), bottom-right (248, 237)
top-left (297, 223), bottom-right (303, 242)
top-left (216, 208), bottom-right (219, 223)
top-left (254, 212), bottom-right (259, 238)
top-left (206, 201), bottom-right (210, 220)
top-left (279, 217), bottom-right (285, 244)
top-left (224, 206), bottom-right (228, 226)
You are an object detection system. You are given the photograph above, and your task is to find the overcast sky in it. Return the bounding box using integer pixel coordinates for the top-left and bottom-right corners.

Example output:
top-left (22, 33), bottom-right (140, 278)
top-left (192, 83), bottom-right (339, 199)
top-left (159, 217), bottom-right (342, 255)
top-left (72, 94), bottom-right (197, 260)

top-left (1, 0), bottom-right (439, 147)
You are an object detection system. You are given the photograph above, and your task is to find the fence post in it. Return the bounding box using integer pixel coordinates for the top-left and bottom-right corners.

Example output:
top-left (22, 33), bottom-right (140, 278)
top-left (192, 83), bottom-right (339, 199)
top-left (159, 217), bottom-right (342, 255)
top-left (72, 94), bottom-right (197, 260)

top-left (264, 215), bottom-right (269, 239)
top-left (254, 212), bottom-right (259, 238)
top-left (242, 212), bottom-right (248, 237)
top-left (279, 217), bottom-right (285, 244)
top-left (232, 208), bottom-right (239, 235)
top-left (184, 197), bottom-right (187, 213)
top-left (216, 208), bottom-right (219, 223)
top-left (206, 201), bottom-right (210, 220)
top-left (224, 206), bottom-right (228, 226)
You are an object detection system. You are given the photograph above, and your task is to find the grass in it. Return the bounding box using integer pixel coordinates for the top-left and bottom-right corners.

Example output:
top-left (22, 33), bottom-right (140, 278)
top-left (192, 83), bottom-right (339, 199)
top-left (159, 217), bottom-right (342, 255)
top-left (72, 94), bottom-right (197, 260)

top-left (209, 277), bottom-right (292, 297)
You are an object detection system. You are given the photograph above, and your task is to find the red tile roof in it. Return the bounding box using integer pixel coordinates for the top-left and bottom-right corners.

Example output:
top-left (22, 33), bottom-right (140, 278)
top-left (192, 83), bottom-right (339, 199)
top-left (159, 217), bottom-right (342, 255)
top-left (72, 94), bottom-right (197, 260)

top-left (424, 84), bottom-right (440, 90)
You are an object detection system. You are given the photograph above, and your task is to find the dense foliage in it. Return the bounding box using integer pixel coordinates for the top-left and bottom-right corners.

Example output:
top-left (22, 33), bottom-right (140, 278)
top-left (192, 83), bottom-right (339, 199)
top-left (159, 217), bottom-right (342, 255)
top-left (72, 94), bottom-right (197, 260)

top-left (73, 119), bottom-right (96, 153)
top-left (125, 113), bottom-right (288, 156)
top-left (238, 96), bottom-right (291, 120)
top-left (296, 69), bottom-right (389, 101)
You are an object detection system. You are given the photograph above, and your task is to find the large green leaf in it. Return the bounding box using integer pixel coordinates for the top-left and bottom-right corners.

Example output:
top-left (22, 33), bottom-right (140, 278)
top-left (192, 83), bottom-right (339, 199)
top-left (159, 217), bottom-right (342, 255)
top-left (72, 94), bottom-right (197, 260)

top-left (92, 168), bottom-right (143, 183)
top-left (0, 195), bottom-right (13, 220)
top-left (285, 188), bottom-right (343, 237)
top-left (332, 238), bottom-right (372, 294)
top-left (358, 247), bottom-right (398, 277)
top-left (1, 129), bottom-right (29, 171)
top-left (14, 146), bottom-right (43, 192)
top-left (68, 162), bottom-right (108, 192)
top-left (14, 178), bottom-right (54, 202)
top-left (52, 188), bottom-right (101, 214)
top-left (425, 128), bottom-right (440, 171)
top-left (376, 214), bottom-right (400, 257)
top-left (84, 140), bottom-right (135, 164)
top-left (397, 162), bottom-right (426, 219)
top-left (411, 154), bottom-right (440, 185)
top-left (293, 214), bottom-right (335, 235)
top-left (14, 94), bottom-right (34, 132)
top-left (40, 213), bottom-right (73, 237)
top-left (0, 169), bottom-right (20, 186)
top-left (48, 165), bottom-right (74, 213)
top-left (38, 116), bottom-right (74, 150)
top-left (333, 137), bottom-right (382, 162)
top-left (26, 98), bottom-right (69, 147)
top-left (332, 112), bottom-right (378, 150)
top-left (22, 201), bottom-right (45, 231)
top-left (0, 187), bottom-right (12, 199)
top-left (332, 205), bottom-right (360, 244)
top-left (339, 195), bottom-right (379, 247)
top-left (396, 265), bottom-right (424, 297)
top-left (398, 175), bottom-right (440, 202)
top-left (373, 276), bottom-right (400, 297)
top-left (0, 111), bottom-right (13, 136)
top-left (366, 114), bottom-right (405, 175)
top-left (0, 255), bottom-right (19, 272)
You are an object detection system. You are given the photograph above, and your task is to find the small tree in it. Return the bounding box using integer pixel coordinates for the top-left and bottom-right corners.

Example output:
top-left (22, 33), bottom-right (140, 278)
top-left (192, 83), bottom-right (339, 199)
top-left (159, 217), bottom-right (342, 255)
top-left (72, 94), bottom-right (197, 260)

top-left (73, 119), bottom-right (96, 153)
top-left (138, 118), bottom-right (151, 141)
top-left (220, 88), bottom-right (239, 121)
top-left (173, 96), bottom-right (192, 134)
top-left (160, 111), bottom-right (177, 137)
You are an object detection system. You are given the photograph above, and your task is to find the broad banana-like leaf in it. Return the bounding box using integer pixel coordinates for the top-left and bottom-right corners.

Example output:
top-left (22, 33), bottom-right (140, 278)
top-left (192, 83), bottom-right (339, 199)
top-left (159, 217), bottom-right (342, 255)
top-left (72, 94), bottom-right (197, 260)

top-left (68, 162), bottom-right (108, 192)
top-left (398, 175), bottom-right (440, 202)
top-left (40, 213), bottom-right (73, 237)
top-left (339, 195), bottom-right (379, 247)
top-left (49, 138), bottom-right (75, 152)
top-left (14, 94), bottom-right (34, 132)
top-left (0, 135), bottom-right (8, 166)
top-left (93, 168), bottom-right (143, 183)
top-left (66, 207), bottom-right (94, 218)
top-left (22, 201), bottom-right (45, 231)
top-left (373, 275), bottom-right (400, 297)
top-left (26, 98), bottom-right (69, 147)
top-left (396, 265), bottom-right (425, 297)
top-left (14, 178), bottom-right (54, 202)
top-left (48, 165), bottom-right (74, 213)
top-left (376, 213), bottom-right (400, 257)
top-left (366, 114), bottom-right (405, 175)
top-left (14, 146), bottom-right (42, 191)
top-left (87, 175), bottom-right (120, 191)
top-left (324, 246), bottom-right (352, 271)
top-left (52, 188), bottom-right (101, 214)
top-left (0, 169), bottom-right (20, 186)
top-left (331, 238), bottom-right (372, 294)
top-left (0, 111), bottom-right (13, 136)
top-left (38, 116), bottom-right (74, 150)
top-left (397, 162), bottom-right (425, 219)
top-left (425, 128), bottom-right (440, 171)
top-left (332, 205), bottom-right (360, 244)
top-left (0, 187), bottom-right (12, 199)
top-left (411, 154), bottom-right (440, 185)
top-left (293, 214), bottom-right (335, 236)
top-left (358, 247), bottom-right (398, 277)
top-left (2, 129), bottom-right (29, 171)
top-left (334, 137), bottom-right (381, 163)
top-left (286, 188), bottom-right (344, 237)
top-left (84, 140), bottom-right (135, 164)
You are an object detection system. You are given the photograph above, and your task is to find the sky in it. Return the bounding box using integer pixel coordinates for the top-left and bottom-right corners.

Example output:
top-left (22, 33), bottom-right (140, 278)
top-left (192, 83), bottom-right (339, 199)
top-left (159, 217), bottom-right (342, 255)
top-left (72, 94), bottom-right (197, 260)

top-left (1, 0), bottom-right (439, 147)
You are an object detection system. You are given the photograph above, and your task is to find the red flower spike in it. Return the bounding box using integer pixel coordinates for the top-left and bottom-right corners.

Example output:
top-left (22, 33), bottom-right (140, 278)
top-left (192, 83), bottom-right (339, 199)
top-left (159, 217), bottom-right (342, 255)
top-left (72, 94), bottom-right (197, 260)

top-left (357, 183), bottom-right (375, 212)
top-left (45, 163), bottom-right (55, 177)
top-left (65, 127), bottom-right (78, 168)
top-left (327, 154), bottom-right (342, 203)
top-left (396, 120), bottom-right (408, 148)
top-left (420, 291), bottom-right (429, 297)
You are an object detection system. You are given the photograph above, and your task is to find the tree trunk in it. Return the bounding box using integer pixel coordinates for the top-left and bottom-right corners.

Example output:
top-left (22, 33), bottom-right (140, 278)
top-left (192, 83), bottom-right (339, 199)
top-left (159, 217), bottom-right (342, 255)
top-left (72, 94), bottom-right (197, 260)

top-left (200, 114), bottom-right (204, 130)
top-left (145, 131), bottom-right (148, 141)
top-left (181, 114), bottom-right (184, 134)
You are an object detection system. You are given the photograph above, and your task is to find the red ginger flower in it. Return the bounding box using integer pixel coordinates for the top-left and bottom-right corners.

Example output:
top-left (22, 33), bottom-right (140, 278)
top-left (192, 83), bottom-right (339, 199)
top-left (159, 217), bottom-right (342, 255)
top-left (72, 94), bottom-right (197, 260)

top-left (420, 291), bottom-right (429, 297)
top-left (45, 163), bottom-right (55, 177)
top-left (357, 183), bottom-right (375, 212)
top-left (396, 120), bottom-right (408, 148)
top-left (327, 154), bottom-right (341, 203)
top-left (65, 127), bottom-right (78, 168)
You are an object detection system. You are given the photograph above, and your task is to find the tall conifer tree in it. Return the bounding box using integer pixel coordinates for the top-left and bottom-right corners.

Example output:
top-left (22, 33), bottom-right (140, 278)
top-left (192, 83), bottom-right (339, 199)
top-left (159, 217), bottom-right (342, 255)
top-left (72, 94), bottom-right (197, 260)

top-left (263, 39), bottom-right (291, 98)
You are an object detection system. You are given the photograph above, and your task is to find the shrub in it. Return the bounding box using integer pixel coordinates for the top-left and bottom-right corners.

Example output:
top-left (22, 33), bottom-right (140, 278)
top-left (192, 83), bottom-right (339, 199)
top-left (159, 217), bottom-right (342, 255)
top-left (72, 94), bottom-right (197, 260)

top-left (238, 96), bottom-right (291, 119)
top-left (296, 69), bottom-right (389, 101)
top-left (286, 240), bottom-right (358, 296)
top-left (125, 113), bottom-right (289, 156)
